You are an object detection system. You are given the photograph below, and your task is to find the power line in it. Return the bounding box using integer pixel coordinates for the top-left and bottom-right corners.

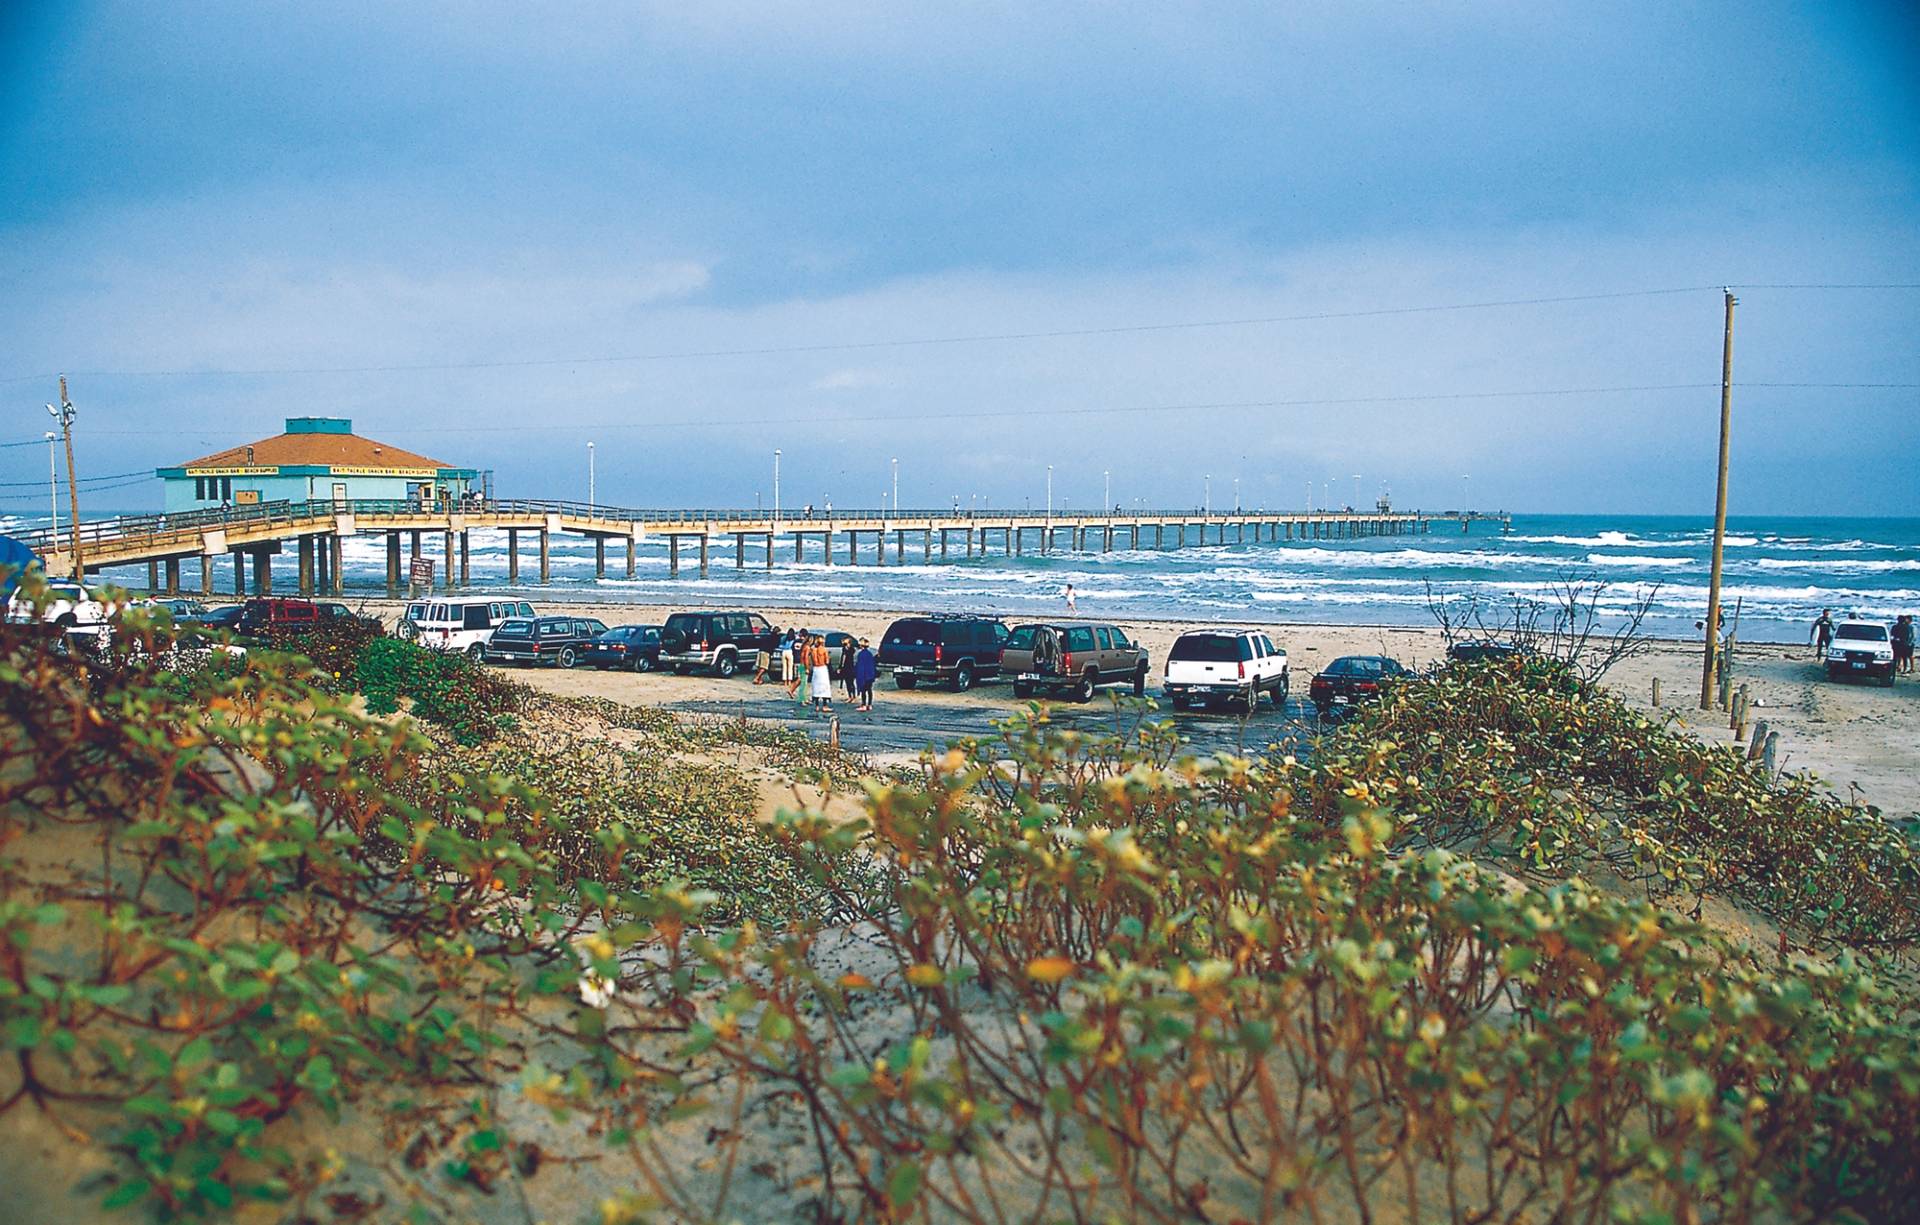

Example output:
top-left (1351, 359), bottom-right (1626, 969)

top-left (0, 468), bottom-right (151, 489)
top-left (0, 286), bottom-right (1741, 383)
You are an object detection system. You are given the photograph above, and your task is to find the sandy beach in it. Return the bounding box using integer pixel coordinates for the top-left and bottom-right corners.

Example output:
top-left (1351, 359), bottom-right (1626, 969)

top-left (364, 598), bottom-right (1920, 819)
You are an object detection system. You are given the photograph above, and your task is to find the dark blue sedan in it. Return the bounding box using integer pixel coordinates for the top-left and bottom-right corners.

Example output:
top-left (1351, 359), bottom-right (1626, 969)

top-left (584, 625), bottom-right (664, 672)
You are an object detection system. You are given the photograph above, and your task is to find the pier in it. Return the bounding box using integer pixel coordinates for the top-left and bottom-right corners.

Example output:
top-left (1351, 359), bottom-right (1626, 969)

top-left (16, 498), bottom-right (1513, 595)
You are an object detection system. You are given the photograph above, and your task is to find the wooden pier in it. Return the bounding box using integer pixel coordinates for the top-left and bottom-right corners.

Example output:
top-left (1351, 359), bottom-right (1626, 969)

top-left (15, 498), bottom-right (1512, 596)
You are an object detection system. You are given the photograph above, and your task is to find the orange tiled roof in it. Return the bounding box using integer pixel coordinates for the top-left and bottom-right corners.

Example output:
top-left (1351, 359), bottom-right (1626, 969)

top-left (181, 430), bottom-right (450, 471)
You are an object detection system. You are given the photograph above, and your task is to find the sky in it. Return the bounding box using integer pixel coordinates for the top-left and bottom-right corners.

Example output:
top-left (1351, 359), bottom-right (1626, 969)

top-left (1, 1), bottom-right (1916, 517)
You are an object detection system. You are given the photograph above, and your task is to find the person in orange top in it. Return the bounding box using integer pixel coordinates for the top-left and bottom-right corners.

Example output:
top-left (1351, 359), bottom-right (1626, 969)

top-left (808, 635), bottom-right (835, 711)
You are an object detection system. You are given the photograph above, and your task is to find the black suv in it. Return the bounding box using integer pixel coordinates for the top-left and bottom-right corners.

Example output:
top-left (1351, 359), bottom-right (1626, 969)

top-left (484, 615), bottom-right (611, 668)
top-left (658, 610), bottom-right (778, 678)
top-left (877, 614), bottom-right (1009, 691)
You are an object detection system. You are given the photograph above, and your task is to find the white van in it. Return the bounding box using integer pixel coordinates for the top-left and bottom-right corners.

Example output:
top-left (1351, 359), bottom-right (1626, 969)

top-left (401, 598), bottom-right (537, 656)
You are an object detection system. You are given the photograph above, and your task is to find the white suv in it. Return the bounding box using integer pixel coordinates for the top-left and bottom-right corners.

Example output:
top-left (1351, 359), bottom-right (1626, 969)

top-left (1164, 629), bottom-right (1289, 712)
top-left (401, 598), bottom-right (537, 656)
top-left (1826, 619), bottom-right (1896, 687)
top-left (6, 579), bottom-right (116, 648)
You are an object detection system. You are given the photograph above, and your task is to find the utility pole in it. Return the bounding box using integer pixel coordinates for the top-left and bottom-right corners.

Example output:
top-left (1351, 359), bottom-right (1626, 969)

top-left (1700, 290), bottom-right (1737, 709)
top-left (45, 432), bottom-right (59, 559)
top-left (48, 378), bottom-right (81, 577)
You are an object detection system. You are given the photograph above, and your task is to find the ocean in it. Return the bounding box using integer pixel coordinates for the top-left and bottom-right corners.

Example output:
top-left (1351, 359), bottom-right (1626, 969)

top-left (9, 512), bottom-right (1918, 643)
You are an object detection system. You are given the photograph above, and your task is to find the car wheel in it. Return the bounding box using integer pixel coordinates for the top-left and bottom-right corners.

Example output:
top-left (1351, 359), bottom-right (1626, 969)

top-left (558, 646), bottom-right (579, 669)
top-left (953, 663), bottom-right (974, 692)
top-left (715, 651), bottom-right (738, 678)
top-left (467, 643), bottom-right (485, 659)
top-left (1132, 665), bottom-right (1147, 697)
top-left (1884, 670), bottom-right (1897, 688)
top-left (896, 674), bottom-right (918, 690)
top-left (1276, 677), bottom-right (1290, 708)
top-left (1168, 691), bottom-right (1187, 710)
top-left (1013, 680), bottom-right (1033, 699)
top-left (634, 655), bottom-right (654, 673)
top-left (1072, 672), bottom-right (1096, 703)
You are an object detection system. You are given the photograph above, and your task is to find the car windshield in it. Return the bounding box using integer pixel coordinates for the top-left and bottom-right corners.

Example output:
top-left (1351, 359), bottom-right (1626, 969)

top-left (494, 619), bottom-right (532, 637)
top-left (1006, 625), bottom-right (1036, 650)
top-left (664, 614), bottom-right (702, 634)
top-left (1836, 623), bottom-right (1888, 641)
top-left (886, 619), bottom-right (940, 644)
top-left (1171, 634), bottom-right (1249, 663)
top-left (1327, 657), bottom-right (1386, 677)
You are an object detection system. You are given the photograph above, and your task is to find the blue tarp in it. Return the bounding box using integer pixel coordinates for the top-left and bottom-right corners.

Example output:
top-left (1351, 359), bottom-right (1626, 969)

top-left (0, 535), bottom-right (42, 598)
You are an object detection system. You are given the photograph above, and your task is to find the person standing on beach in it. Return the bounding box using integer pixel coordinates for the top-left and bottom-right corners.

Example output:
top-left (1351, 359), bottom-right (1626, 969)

top-left (1811, 609), bottom-right (1835, 661)
top-left (754, 629), bottom-right (775, 685)
top-left (780, 630), bottom-right (799, 698)
top-left (839, 635), bottom-right (859, 702)
top-left (809, 635), bottom-right (834, 711)
top-left (1894, 614), bottom-right (1915, 676)
top-left (795, 637), bottom-right (812, 706)
top-left (1063, 583), bottom-right (1077, 613)
top-left (854, 638), bottom-right (877, 712)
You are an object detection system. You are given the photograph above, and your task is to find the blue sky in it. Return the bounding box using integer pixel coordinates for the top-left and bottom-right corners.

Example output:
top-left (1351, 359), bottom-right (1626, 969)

top-left (1, 1), bottom-right (1916, 515)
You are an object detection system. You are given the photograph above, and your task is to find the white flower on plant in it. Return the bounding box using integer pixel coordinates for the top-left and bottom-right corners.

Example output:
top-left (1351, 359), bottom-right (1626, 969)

top-left (575, 933), bottom-right (619, 1009)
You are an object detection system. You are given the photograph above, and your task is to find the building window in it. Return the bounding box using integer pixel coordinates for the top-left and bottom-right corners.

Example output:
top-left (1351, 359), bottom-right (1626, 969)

top-left (221, 477), bottom-right (233, 499)
top-left (194, 478), bottom-right (205, 499)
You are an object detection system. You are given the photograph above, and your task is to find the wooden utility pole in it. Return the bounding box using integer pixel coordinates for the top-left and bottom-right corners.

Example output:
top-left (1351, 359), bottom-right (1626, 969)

top-left (1699, 292), bottom-right (1735, 708)
top-left (52, 376), bottom-right (83, 578)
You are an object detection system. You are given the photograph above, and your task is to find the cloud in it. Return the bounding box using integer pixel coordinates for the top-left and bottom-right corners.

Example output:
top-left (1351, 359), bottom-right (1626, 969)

top-left (809, 368), bottom-right (896, 391)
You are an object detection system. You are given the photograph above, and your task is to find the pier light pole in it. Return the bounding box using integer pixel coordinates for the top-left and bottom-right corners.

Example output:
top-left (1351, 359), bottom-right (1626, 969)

top-left (1352, 474), bottom-right (1361, 509)
top-left (1699, 290), bottom-right (1737, 710)
top-left (48, 378), bottom-right (81, 577)
top-left (773, 449), bottom-right (782, 523)
top-left (1204, 474), bottom-right (1211, 515)
top-left (44, 432), bottom-right (59, 559)
top-left (1462, 474), bottom-right (1469, 511)
top-left (1046, 465), bottom-right (1053, 519)
top-left (891, 457), bottom-right (898, 513)
top-left (1104, 469), bottom-right (1110, 512)
top-left (1234, 476), bottom-right (1241, 514)
top-left (587, 442), bottom-right (596, 514)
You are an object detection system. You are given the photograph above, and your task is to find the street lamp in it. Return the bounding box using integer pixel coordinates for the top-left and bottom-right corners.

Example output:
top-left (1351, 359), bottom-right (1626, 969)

top-left (1461, 474), bottom-right (1470, 510)
top-left (587, 442), bottom-right (596, 513)
top-left (1234, 476), bottom-right (1241, 514)
top-left (773, 449), bottom-right (782, 522)
top-left (1204, 474), bottom-right (1211, 515)
top-left (1353, 474), bottom-right (1361, 509)
top-left (46, 378), bottom-right (80, 576)
top-left (1046, 465), bottom-right (1053, 518)
top-left (1103, 469), bottom-right (1110, 512)
top-left (891, 457), bottom-right (899, 512)
top-left (44, 432), bottom-right (58, 557)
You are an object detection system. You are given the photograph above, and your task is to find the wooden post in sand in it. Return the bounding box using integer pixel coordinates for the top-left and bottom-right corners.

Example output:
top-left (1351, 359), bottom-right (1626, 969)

top-left (1650, 677), bottom-right (1661, 707)
top-left (1747, 720), bottom-right (1769, 761)
top-left (1762, 732), bottom-right (1778, 778)
top-left (829, 716), bottom-right (840, 751)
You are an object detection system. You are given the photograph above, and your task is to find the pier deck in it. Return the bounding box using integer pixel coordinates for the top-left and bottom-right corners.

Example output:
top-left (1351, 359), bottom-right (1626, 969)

top-left (15, 498), bottom-right (1512, 596)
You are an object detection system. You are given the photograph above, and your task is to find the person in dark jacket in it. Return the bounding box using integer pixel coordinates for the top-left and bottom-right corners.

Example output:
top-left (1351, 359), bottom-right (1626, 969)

top-left (854, 639), bottom-right (878, 712)
top-left (840, 636), bottom-right (859, 701)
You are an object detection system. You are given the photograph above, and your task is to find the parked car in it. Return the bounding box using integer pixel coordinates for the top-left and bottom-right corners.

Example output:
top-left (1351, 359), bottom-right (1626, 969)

top-left (1164, 629), bottom-right (1288, 712)
top-left (134, 596), bottom-right (210, 622)
top-left (1001, 621), bottom-right (1149, 702)
top-left (1309, 655), bottom-right (1408, 719)
top-left (484, 615), bottom-right (611, 668)
top-left (584, 625), bottom-right (665, 671)
top-left (657, 611), bottom-right (779, 677)
top-left (193, 605), bottom-right (247, 634)
top-left (237, 597), bottom-right (323, 636)
top-left (402, 598), bottom-right (538, 656)
top-left (1445, 641), bottom-right (1525, 666)
top-left (877, 614), bottom-right (1009, 691)
top-left (5, 578), bottom-right (116, 649)
top-left (1826, 620), bottom-right (1896, 687)
top-left (313, 601), bottom-right (382, 631)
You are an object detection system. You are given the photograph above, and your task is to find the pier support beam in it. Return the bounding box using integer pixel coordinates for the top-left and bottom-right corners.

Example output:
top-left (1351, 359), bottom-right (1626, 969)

top-left (923, 530), bottom-right (931, 563)
top-left (387, 532), bottom-right (403, 592)
top-left (594, 536), bottom-right (606, 579)
top-left (148, 560), bottom-right (159, 592)
top-left (410, 531), bottom-right (422, 566)
top-left (253, 551), bottom-right (271, 595)
top-left (669, 535), bottom-right (680, 576)
top-left (698, 534), bottom-right (709, 577)
top-left (765, 533), bottom-right (775, 569)
top-left (794, 532), bottom-right (804, 563)
top-left (460, 531), bottom-right (470, 587)
top-left (330, 533), bottom-right (344, 595)
top-left (940, 529), bottom-right (948, 561)
top-left (538, 528), bottom-right (550, 583)
top-left (200, 555), bottom-right (212, 597)
top-left (298, 536), bottom-right (315, 595)
top-left (232, 550), bottom-right (246, 596)
top-left (442, 531), bottom-right (455, 589)
top-left (314, 536), bottom-right (328, 595)
top-left (164, 557), bottom-right (180, 594)
top-left (627, 535), bottom-right (637, 578)
top-left (735, 533), bottom-right (745, 568)
top-left (506, 528), bottom-right (518, 584)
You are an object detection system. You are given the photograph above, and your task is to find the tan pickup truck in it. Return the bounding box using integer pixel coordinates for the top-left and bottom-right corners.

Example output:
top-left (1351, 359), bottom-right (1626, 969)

top-left (1002, 621), bottom-right (1150, 702)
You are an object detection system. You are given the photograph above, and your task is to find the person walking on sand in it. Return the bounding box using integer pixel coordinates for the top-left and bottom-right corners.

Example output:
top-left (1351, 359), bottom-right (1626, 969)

top-left (1063, 583), bottom-right (1077, 614)
top-left (854, 638), bottom-right (878, 712)
top-left (1811, 608), bottom-right (1835, 661)
top-left (780, 630), bottom-right (800, 698)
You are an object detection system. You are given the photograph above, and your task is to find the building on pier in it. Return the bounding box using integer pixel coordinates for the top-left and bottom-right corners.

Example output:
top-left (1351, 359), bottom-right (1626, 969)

top-left (155, 417), bottom-right (481, 513)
